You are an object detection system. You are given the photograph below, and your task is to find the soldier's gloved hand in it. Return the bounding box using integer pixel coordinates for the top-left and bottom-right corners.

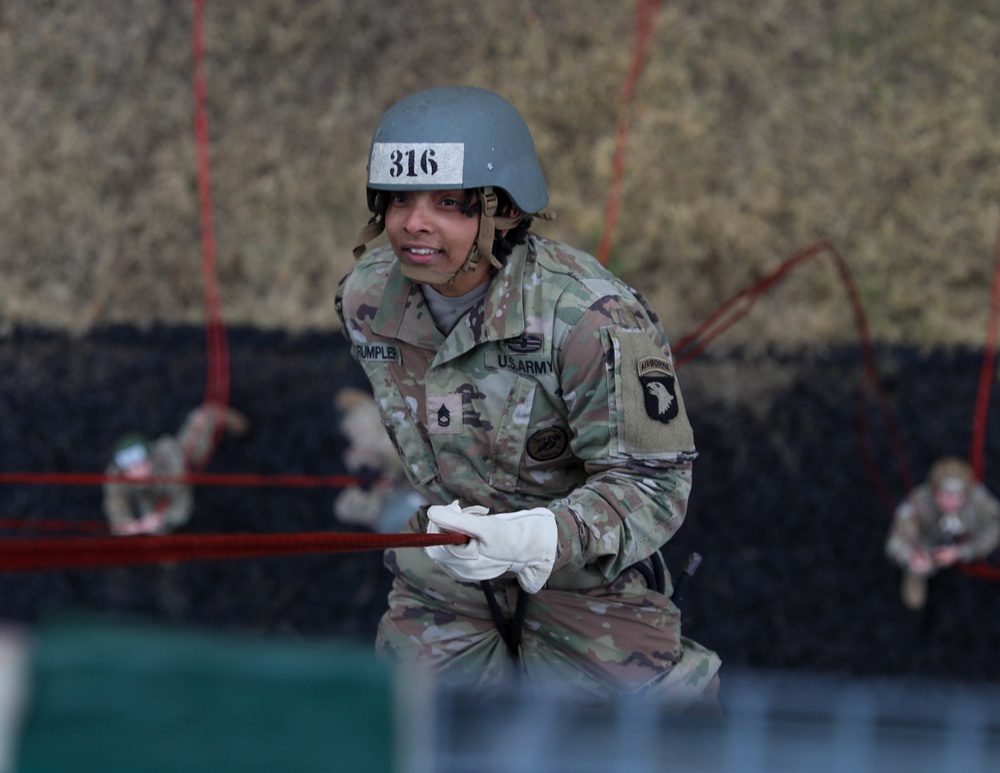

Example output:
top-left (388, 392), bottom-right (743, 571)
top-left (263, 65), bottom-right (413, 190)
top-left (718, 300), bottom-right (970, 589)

top-left (932, 545), bottom-right (961, 567)
top-left (111, 511), bottom-right (165, 536)
top-left (424, 500), bottom-right (557, 594)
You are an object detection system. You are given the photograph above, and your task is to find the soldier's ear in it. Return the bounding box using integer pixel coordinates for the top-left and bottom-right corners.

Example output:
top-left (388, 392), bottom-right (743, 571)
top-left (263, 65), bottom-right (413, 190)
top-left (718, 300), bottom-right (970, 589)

top-left (500, 206), bottom-right (521, 237)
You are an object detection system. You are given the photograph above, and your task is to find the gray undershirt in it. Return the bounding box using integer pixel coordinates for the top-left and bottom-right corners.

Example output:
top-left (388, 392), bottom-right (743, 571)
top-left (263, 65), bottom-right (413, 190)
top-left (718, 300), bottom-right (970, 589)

top-left (422, 282), bottom-right (490, 335)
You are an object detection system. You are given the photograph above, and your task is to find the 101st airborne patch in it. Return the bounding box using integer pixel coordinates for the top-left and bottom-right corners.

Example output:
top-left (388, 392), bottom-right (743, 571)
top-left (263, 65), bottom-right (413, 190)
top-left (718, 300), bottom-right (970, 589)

top-left (638, 356), bottom-right (679, 423)
top-left (616, 330), bottom-right (694, 455)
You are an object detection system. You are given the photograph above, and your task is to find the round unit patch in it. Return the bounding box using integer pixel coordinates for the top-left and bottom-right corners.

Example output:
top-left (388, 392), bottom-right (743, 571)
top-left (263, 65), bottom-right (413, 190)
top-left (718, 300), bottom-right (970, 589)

top-left (526, 427), bottom-right (569, 461)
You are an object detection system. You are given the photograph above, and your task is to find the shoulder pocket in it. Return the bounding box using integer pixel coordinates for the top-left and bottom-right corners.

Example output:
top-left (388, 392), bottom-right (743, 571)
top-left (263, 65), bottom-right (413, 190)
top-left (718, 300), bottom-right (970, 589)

top-left (606, 329), bottom-right (694, 458)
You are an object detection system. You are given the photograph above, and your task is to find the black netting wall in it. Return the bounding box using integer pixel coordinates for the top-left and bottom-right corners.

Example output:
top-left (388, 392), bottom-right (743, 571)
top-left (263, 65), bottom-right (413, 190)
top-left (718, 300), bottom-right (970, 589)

top-left (1, 326), bottom-right (999, 682)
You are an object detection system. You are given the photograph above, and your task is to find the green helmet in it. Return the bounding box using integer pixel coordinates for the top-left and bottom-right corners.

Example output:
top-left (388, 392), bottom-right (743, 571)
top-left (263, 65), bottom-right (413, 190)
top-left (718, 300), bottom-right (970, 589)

top-left (112, 432), bottom-right (151, 470)
top-left (353, 86), bottom-right (549, 279)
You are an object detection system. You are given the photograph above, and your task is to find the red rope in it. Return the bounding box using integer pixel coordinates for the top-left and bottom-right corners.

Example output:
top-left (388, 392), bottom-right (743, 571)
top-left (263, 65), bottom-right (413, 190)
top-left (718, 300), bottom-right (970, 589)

top-left (958, 559), bottom-right (1000, 582)
top-left (0, 518), bottom-right (108, 535)
top-left (673, 240), bottom-right (914, 514)
top-left (595, 0), bottom-right (664, 266)
top-left (0, 472), bottom-right (364, 488)
top-left (969, 222), bottom-right (1000, 482)
top-left (673, 242), bottom-right (824, 366)
top-left (0, 531), bottom-right (469, 572)
top-left (190, 0), bottom-right (231, 468)
top-left (957, 221), bottom-right (1000, 581)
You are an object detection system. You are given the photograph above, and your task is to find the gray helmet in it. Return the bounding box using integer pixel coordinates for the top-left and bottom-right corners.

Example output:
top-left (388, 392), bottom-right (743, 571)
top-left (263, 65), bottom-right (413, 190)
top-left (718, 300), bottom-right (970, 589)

top-left (363, 86), bottom-right (548, 215)
top-left (930, 456), bottom-right (973, 493)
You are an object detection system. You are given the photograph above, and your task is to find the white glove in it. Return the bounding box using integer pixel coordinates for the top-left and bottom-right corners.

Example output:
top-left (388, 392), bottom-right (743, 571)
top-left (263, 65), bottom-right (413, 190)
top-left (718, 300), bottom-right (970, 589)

top-left (112, 511), bottom-right (166, 536)
top-left (424, 500), bottom-right (558, 594)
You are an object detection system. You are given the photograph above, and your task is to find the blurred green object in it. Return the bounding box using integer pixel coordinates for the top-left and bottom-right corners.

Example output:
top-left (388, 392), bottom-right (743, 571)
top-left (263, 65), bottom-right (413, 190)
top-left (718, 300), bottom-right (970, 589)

top-left (15, 616), bottom-right (394, 773)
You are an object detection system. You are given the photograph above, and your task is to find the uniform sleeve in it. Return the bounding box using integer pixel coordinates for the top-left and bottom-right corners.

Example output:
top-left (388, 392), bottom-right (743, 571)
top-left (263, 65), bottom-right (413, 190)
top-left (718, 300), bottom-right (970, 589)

top-left (885, 498), bottom-right (921, 567)
top-left (102, 466), bottom-right (134, 530)
top-left (153, 439), bottom-right (194, 532)
top-left (158, 485), bottom-right (194, 532)
top-left (547, 290), bottom-right (696, 580)
top-left (962, 486), bottom-right (1000, 561)
top-left (175, 405), bottom-right (225, 469)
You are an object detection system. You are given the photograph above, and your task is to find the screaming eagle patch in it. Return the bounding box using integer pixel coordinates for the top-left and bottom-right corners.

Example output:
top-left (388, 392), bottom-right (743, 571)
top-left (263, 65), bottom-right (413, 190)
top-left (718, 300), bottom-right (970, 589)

top-left (638, 356), bottom-right (679, 423)
top-left (612, 328), bottom-right (694, 455)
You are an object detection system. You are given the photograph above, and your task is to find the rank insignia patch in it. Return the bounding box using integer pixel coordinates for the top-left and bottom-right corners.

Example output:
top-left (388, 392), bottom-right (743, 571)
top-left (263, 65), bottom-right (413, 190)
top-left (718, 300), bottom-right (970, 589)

top-left (426, 394), bottom-right (463, 435)
top-left (637, 356), bottom-right (679, 423)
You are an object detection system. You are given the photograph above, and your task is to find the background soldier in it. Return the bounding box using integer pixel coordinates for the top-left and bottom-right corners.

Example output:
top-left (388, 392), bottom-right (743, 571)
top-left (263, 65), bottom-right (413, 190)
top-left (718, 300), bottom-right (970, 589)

top-left (103, 402), bottom-right (249, 535)
top-left (332, 387), bottom-right (427, 533)
top-left (886, 456), bottom-right (1000, 610)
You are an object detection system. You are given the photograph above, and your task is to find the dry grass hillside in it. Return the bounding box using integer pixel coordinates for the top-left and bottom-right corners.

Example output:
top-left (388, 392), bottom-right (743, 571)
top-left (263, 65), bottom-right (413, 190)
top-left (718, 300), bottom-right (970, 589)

top-left (2, 1), bottom-right (999, 346)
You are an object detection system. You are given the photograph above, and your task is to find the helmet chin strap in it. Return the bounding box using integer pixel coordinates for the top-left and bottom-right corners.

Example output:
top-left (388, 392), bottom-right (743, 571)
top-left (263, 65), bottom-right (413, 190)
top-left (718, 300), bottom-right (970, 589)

top-left (352, 192), bottom-right (387, 259)
top-left (353, 187), bottom-right (521, 285)
top-left (397, 263), bottom-right (463, 285)
top-left (398, 187), bottom-right (522, 286)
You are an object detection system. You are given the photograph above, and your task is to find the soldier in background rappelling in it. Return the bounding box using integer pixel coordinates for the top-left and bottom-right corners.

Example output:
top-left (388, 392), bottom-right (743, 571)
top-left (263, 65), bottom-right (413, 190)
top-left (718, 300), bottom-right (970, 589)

top-left (103, 402), bottom-right (250, 535)
top-left (886, 456), bottom-right (1000, 610)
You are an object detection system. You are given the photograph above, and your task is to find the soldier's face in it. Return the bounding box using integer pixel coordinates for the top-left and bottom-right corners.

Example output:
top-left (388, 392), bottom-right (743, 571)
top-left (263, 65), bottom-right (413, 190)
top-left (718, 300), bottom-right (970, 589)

top-left (123, 458), bottom-right (153, 480)
top-left (934, 490), bottom-right (965, 513)
top-left (384, 189), bottom-right (488, 296)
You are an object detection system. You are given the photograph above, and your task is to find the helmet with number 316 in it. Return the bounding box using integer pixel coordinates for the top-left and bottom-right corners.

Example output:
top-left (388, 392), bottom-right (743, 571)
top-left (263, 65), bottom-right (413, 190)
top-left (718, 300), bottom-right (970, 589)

top-left (352, 86), bottom-right (549, 265)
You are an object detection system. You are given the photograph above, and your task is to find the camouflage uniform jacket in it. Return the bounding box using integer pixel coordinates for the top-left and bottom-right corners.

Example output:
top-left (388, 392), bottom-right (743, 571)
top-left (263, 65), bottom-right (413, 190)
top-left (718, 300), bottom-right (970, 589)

top-left (337, 236), bottom-right (720, 698)
top-left (338, 235), bottom-right (698, 580)
top-left (886, 482), bottom-right (1000, 567)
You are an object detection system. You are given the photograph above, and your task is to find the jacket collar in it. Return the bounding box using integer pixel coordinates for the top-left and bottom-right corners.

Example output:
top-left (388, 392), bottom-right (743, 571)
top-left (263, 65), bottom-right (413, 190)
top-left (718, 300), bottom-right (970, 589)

top-left (370, 243), bottom-right (530, 360)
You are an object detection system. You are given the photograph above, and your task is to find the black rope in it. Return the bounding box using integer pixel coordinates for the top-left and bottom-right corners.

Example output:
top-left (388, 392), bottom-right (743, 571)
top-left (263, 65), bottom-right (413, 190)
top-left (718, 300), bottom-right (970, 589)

top-left (626, 550), bottom-right (699, 600)
top-left (479, 580), bottom-right (528, 661)
top-left (629, 559), bottom-right (659, 593)
top-left (652, 550), bottom-right (666, 594)
top-left (626, 551), bottom-right (667, 595)
top-left (508, 583), bottom-right (529, 653)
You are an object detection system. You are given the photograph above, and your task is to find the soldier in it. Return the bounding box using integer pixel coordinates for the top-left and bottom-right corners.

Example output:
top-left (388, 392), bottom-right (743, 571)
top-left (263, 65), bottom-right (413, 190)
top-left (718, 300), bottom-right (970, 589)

top-left (103, 402), bottom-right (249, 536)
top-left (885, 456), bottom-right (1000, 610)
top-left (332, 387), bottom-right (427, 533)
top-left (336, 86), bottom-right (720, 707)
